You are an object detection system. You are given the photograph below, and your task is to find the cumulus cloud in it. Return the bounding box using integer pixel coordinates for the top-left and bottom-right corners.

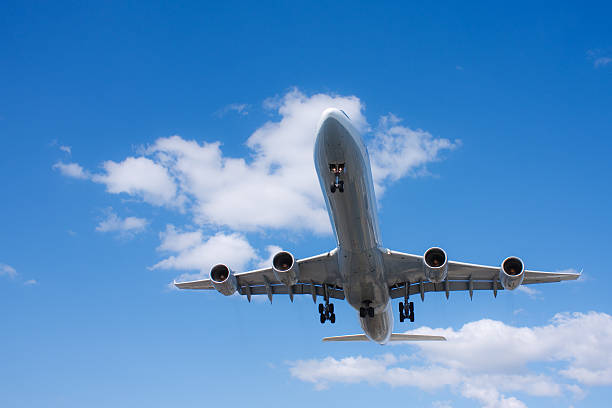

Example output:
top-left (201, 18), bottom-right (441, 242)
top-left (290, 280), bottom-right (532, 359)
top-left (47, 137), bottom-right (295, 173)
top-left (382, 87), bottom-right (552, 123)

top-left (92, 157), bottom-right (179, 206)
top-left (60, 145), bottom-right (72, 154)
top-left (24, 279), bottom-right (37, 285)
top-left (369, 114), bottom-right (459, 194)
top-left (54, 89), bottom-right (457, 277)
top-left (53, 162), bottom-right (89, 179)
top-left (151, 225), bottom-right (258, 281)
top-left (96, 209), bottom-right (148, 236)
top-left (0, 263), bottom-right (17, 278)
top-left (288, 312), bottom-right (612, 407)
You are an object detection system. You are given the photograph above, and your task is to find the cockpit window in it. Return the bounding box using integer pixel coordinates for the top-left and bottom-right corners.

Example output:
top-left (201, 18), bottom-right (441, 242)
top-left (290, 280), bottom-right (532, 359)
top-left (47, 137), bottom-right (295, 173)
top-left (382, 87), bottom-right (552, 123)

top-left (340, 110), bottom-right (350, 120)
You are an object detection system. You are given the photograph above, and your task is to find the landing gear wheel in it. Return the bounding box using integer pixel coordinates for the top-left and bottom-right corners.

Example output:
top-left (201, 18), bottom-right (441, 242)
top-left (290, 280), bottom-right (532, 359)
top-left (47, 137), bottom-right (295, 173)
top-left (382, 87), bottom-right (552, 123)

top-left (328, 303), bottom-right (334, 313)
top-left (399, 302), bottom-right (405, 322)
top-left (320, 313), bottom-right (326, 324)
top-left (318, 303), bottom-right (324, 314)
top-left (338, 181), bottom-right (344, 193)
top-left (330, 184), bottom-right (336, 193)
top-left (368, 307), bottom-right (375, 318)
top-left (330, 313), bottom-right (336, 324)
top-left (359, 307), bottom-right (366, 318)
top-left (409, 302), bottom-right (415, 322)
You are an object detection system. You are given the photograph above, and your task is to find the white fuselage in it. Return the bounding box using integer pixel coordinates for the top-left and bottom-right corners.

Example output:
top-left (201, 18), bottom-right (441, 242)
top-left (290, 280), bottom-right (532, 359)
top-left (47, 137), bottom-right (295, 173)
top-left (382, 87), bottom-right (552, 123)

top-left (314, 108), bottom-right (393, 344)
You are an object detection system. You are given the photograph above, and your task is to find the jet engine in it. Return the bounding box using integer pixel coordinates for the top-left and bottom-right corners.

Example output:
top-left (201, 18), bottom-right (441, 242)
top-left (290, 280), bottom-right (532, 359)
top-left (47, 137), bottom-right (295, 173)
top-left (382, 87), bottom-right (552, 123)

top-left (499, 256), bottom-right (525, 290)
top-left (210, 264), bottom-right (238, 296)
top-left (272, 251), bottom-right (300, 286)
top-left (423, 247), bottom-right (448, 283)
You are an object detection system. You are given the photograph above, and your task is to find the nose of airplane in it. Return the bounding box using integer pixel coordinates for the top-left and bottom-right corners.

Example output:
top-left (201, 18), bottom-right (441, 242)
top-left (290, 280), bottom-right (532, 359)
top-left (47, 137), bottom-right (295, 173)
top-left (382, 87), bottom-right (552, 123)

top-left (316, 108), bottom-right (352, 145)
top-left (318, 108), bottom-right (348, 131)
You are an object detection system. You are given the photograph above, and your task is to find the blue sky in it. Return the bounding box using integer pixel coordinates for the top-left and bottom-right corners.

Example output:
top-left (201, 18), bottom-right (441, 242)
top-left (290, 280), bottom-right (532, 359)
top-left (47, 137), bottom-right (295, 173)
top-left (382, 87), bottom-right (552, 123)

top-left (1, 1), bottom-right (612, 407)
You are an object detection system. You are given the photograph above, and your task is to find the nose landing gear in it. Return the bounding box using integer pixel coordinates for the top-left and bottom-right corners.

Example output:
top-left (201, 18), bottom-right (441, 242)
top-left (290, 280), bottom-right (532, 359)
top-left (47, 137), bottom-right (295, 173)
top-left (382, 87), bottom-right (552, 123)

top-left (329, 163), bottom-right (345, 193)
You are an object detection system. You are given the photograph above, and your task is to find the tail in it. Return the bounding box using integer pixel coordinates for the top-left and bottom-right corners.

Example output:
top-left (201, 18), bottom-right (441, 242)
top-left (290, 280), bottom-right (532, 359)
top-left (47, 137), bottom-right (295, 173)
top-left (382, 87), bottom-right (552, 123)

top-left (323, 333), bottom-right (446, 342)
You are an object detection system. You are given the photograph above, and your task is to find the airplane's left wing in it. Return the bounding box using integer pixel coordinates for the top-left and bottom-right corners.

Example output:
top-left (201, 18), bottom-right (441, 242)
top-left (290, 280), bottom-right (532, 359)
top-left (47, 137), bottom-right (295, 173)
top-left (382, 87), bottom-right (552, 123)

top-left (382, 248), bottom-right (580, 300)
top-left (175, 249), bottom-right (344, 302)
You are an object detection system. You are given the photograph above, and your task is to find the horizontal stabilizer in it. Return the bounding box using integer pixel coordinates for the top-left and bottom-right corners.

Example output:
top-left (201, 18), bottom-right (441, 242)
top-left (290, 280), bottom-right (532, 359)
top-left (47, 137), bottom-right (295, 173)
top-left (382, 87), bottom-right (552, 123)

top-left (322, 333), bottom-right (446, 342)
top-left (390, 333), bottom-right (446, 341)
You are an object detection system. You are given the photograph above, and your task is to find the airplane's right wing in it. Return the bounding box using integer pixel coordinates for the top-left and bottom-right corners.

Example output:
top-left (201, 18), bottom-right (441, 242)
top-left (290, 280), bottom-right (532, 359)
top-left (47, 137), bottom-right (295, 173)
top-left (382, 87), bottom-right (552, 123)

top-left (382, 249), bottom-right (580, 300)
top-left (175, 249), bottom-right (344, 302)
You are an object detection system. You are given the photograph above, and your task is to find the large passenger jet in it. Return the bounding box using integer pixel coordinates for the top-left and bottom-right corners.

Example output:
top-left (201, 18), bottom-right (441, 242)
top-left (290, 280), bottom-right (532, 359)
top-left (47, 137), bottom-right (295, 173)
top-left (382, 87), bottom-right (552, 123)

top-left (175, 108), bottom-right (580, 344)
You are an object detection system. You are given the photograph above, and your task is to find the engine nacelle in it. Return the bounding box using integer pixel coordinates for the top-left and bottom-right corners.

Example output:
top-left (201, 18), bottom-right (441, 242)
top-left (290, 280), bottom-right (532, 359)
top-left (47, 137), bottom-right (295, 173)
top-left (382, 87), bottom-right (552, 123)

top-left (499, 256), bottom-right (525, 290)
top-left (210, 264), bottom-right (238, 296)
top-left (423, 247), bottom-right (448, 283)
top-left (272, 251), bottom-right (300, 286)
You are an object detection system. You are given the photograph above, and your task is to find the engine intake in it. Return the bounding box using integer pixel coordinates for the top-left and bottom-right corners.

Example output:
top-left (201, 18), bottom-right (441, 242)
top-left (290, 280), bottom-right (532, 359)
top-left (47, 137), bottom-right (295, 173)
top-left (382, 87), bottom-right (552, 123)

top-left (423, 247), bottom-right (448, 283)
top-left (499, 256), bottom-right (525, 290)
top-left (210, 264), bottom-right (238, 296)
top-left (272, 251), bottom-right (300, 286)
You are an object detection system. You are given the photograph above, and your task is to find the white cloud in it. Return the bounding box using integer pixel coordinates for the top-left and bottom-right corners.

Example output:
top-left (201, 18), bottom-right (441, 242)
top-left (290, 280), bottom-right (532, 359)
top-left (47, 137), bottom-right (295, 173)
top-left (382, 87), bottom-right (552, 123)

top-left (594, 57), bottom-right (612, 68)
top-left (24, 279), bottom-right (37, 285)
top-left (60, 145), bottom-right (72, 154)
top-left (288, 312), bottom-right (612, 407)
top-left (59, 89), bottom-right (455, 236)
top-left (96, 209), bottom-right (148, 236)
top-left (92, 157), bottom-right (179, 206)
top-left (587, 49), bottom-right (612, 68)
top-left (0, 263), bottom-right (17, 278)
top-left (369, 114), bottom-right (459, 194)
top-left (151, 225), bottom-right (258, 281)
top-left (216, 103), bottom-right (249, 117)
top-left (53, 162), bottom-right (89, 180)
top-left (516, 285), bottom-right (540, 298)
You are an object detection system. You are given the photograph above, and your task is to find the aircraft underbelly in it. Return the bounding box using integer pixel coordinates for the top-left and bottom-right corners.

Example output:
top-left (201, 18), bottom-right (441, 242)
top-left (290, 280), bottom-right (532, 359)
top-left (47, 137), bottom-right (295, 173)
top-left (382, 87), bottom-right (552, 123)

top-left (315, 111), bottom-right (392, 343)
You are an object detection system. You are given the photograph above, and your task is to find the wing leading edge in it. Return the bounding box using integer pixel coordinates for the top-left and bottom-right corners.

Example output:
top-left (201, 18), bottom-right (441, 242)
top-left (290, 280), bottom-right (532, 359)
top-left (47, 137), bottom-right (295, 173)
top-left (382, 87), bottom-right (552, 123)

top-left (382, 249), bottom-right (580, 300)
top-left (174, 249), bottom-right (344, 302)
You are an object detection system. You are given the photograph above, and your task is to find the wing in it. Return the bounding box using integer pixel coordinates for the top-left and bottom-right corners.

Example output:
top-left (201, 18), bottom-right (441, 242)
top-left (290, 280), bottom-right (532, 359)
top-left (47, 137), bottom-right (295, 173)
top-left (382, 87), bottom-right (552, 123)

top-left (381, 249), bottom-right (580, 300)
top-left (174, 249), bottom-right (343, 302)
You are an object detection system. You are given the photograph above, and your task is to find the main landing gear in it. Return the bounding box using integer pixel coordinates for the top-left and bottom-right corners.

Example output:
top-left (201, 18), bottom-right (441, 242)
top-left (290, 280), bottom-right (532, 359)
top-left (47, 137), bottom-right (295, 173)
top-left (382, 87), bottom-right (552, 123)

top-left (329, 163), bottom-right (345, 193)
top-left (399, 301), bottom-right (415, 323)
top-left (319, 299), bottom-right (335, 324)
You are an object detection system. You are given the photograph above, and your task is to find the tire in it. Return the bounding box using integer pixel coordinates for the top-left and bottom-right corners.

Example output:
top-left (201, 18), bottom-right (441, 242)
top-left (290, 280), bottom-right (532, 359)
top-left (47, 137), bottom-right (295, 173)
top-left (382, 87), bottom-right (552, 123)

top-left (338, 181), bottom-right (344, 193)
top-left (330, 313), bottom-right (336, 324)
top-left (329, 303), bottom-right (334, 313)
top-left (368, 307), bottom-right (375, 318)
top-left (359, 307), bottom-right (366, 318)
top-left (318, 303), bottom-right (324, 314)
top-left (399, 313), bottom-right (405, 323)
top-left (409, 302), bottom-right (414, 314)
top-left (399, 302), bottom-right (404, 315)
top-left (320, 313), bottom-right (326, 324)
top-left (330, 184), bottom-right (336, 193)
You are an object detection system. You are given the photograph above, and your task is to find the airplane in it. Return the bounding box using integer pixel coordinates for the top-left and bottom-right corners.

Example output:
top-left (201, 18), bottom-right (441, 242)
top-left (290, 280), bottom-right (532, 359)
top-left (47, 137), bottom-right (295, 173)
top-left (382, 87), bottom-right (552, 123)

top-left (175, 108), bottom-right (580, 344)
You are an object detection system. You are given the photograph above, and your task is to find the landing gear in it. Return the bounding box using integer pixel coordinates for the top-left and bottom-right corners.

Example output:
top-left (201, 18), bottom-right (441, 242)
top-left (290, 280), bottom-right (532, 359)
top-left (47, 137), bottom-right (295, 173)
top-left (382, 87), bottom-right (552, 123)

top-left (318, 297), bottom-right (335, 324)
top-left (359, 305), bottom-right (375, 318)
top-left (329, 163), bottom-right (345, 193)
top-left (399, 301), bottom-right (415, 323)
